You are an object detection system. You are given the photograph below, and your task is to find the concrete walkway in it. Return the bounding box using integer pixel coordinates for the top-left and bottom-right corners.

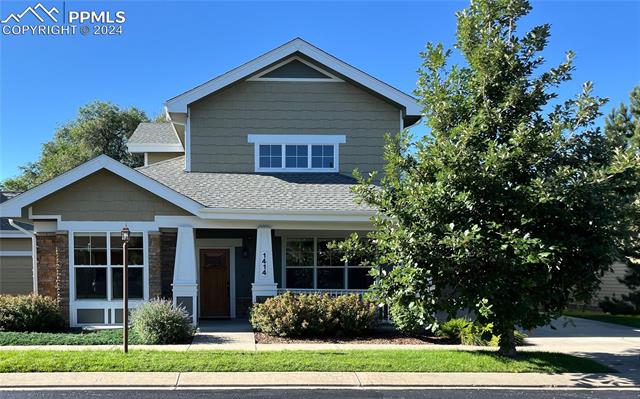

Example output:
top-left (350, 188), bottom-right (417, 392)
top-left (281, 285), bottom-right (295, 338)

top-left (526, 316), bottom-right (640, 378)
top-left (0, 371), bottom-right (637, 389)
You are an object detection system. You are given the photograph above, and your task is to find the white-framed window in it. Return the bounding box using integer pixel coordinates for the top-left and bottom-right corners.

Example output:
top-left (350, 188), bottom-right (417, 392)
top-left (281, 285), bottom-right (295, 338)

top-left (72, 232), bottom-right (146, 303)
top-left (284, 237), bottom-right (374, 290)
top-left (248, 134), bottom-right (346, 172)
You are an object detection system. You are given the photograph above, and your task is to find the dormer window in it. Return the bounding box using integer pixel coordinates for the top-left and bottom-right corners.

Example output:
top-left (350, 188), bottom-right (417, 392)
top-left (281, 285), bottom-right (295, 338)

top-left (248, 134), bottom-right (346, 172)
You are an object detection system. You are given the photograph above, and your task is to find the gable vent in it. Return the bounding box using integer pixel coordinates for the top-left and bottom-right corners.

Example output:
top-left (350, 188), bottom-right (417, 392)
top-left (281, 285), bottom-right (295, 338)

top-left (249, 56), bottom-right (343, 82)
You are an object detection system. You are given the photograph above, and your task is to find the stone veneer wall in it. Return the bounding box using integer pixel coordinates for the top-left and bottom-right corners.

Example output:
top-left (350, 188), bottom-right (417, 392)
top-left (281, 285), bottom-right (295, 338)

top-left (236, 297), bottom-right (252, 318)
top-left (36, 231), bottom-right (69, 324)
top-left (148, 232), bottom-right (162, 299)
top-left (160, 231), bottom-right (177, 300)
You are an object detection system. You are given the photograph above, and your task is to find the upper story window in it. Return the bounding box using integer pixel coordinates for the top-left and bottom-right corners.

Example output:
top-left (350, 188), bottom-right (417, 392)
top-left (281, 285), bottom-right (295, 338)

top-left (249, 134), bottom-right (345, 172)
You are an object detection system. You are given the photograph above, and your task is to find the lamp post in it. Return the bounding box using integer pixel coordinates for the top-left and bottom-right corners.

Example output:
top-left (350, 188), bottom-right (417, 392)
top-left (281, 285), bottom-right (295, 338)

top-left (121, 225), bottom-right (130, 354)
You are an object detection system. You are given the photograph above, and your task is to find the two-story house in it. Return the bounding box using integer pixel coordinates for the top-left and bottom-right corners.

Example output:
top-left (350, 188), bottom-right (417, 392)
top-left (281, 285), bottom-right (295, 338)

top-left (0, 38), bottom-right (422, 326)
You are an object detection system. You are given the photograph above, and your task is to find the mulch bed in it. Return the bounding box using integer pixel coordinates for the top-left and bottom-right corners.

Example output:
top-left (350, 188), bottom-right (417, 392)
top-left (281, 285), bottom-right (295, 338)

top-left (254, 330), bottom-right (455, 345)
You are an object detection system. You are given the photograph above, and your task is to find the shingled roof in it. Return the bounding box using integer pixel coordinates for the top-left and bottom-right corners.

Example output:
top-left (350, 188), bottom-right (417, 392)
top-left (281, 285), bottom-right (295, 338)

top-left (128, 123), bottom-right (182, 146)
top-left (137, 156), bottom-right (373, 213)
top-left (0, 192), bottom-right (32, 232)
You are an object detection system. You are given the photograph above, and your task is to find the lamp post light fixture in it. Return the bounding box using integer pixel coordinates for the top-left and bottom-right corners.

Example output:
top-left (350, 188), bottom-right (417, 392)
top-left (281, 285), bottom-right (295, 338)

top-left (121, 225), bottom-right (130, 353)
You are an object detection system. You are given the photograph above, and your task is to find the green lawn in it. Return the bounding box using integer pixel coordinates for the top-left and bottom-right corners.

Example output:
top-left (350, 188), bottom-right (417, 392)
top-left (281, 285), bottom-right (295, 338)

top-left (0, 349), bottom-right (612, 373)
top-left (0, 329), bottom-right (147, 346)
top-left (565, 311), bottom-right (640, 329)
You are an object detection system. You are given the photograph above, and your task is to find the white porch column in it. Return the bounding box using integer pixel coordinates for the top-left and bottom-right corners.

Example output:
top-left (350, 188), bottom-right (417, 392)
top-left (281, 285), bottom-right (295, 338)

top-left (251, 225), bottom-right (278, 302)
top-left (172, 226), bottom-right (197, 324)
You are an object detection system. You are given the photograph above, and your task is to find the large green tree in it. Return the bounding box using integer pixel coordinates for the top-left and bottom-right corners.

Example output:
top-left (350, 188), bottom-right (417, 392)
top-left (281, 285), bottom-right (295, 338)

top-left (341, 0), bottom-right (640, 356)
top-left (600, 86), bottom-right (640, 313)
top-left (2, 101), bottom-right (148, 191)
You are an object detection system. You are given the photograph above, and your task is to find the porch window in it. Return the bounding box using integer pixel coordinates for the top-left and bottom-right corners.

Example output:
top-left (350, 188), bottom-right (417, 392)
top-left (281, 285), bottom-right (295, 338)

top-left (73, 232), bottom-right (145, 301)
top-left (73, 233), bottom-right (107, 299)
top-left (284, 237), bottom-right (374, 290)
top-left (110, 233), bottom-right (144, 299)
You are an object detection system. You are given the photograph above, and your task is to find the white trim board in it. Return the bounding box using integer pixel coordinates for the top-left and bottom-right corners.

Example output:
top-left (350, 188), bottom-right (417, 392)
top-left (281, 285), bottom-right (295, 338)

top-left (0, 251), bottom-right (32, 257)
top-left (165, 38), bottom-right (422, 116)
top-left (0, 231), bottom-right (31, 238)
top-left (127, 143), bottom-right (184, 153)
top-left (0, 155), bottom-right (203, 218)
top-left (248, 134), bottom-right (346, 145)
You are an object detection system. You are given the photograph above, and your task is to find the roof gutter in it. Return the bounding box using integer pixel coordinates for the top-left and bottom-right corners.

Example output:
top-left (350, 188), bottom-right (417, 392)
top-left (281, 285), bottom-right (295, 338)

top-left (8, 219), bottom-right (37, 294)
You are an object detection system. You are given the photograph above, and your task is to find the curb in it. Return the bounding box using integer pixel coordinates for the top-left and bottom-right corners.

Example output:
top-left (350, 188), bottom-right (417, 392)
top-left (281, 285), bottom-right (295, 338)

top-left (0, 372), bottom-right (638, 389)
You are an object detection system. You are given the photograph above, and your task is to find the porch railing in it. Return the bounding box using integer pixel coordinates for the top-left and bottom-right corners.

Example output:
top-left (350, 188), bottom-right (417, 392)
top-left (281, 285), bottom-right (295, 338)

top-left (275, 288), bottom-right (391, 323)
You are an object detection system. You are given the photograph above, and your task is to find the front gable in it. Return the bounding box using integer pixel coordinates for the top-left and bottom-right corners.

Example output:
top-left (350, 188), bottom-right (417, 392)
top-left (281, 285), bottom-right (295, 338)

top-left (0, 155), bottom-right (203, 220)
top-left (31, 169), bottom-right (192, 221)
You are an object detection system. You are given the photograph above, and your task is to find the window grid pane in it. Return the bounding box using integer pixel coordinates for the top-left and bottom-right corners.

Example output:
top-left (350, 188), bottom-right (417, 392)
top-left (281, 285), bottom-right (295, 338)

top-left (259, 145), bottom-right (282, 168)
top-left (110, 233), bottom-right (144, 265)
top-left (311, 145), bottom-right (334, 169)
top-left (112, 267), bottom-right (144, 299)
top-left (285, 238), bottom-right (314, 266)
top-left (75, 267), bottom-right (107, 299)
top-left (285, 145), bottom-right (308, 168)
top-left (73, 233), bottom-right (107, 266)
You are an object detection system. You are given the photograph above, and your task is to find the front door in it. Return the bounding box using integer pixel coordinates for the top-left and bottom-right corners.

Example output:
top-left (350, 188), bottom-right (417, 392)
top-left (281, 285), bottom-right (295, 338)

top-left (199, 249), bottom-right (230, 318)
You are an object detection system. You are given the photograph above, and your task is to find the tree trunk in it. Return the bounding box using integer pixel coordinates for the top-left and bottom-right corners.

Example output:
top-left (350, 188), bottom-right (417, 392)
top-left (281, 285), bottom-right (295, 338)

top-left (498, 327), bottom-right (517, 357)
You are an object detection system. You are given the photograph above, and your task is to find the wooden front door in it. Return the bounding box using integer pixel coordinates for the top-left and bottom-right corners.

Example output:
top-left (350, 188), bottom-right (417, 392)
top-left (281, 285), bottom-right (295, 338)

top-left (199, 249), bottom-right (230, 318)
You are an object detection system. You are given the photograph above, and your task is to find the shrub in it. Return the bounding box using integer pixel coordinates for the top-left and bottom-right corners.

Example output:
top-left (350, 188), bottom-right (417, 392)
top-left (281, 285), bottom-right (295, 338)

top-left (0, 295), bottom-right (64, 332)
top-left (489, 330), bottom-right (527, 347)
top-left (436, 317), bottom-right (527, 346)
top-left (599, 295), bottom-right (638, 315)
top-left (329, 294), bottom-right (377, 335)
top-left (459, 321), bottom-right (494, 346)
top-left (250, 292), bottom-right (376, 337)
top-left (130, 299), bottom-right (195, 344)
top-left (389, 302), bottom-right (427, 336)
top-left (436, 318), bottom-right (471, 341)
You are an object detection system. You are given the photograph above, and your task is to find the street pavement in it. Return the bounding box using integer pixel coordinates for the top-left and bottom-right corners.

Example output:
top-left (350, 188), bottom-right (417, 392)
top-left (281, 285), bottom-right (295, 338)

top-left (0, 389), bottom-right (636, 399)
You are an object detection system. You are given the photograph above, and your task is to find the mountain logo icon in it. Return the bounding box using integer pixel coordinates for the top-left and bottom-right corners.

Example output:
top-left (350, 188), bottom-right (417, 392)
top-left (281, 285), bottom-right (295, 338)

top-left (1, 3), bottom-right (59, 24)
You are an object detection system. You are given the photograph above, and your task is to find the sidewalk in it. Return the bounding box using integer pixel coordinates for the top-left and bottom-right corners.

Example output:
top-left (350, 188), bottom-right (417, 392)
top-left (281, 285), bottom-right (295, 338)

top-left (0, 371), bottom-right (638, 389)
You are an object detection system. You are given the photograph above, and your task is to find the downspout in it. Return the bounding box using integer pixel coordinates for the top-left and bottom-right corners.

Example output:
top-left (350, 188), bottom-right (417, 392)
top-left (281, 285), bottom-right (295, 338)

top-left (8, 219), bottom-right (37, 294)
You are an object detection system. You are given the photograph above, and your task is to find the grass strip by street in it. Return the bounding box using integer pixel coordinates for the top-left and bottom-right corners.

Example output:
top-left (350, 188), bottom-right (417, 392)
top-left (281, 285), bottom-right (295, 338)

top-left (0, 329), bottom-right (147, 346)
top-left (565, 311), bottom-right (640, 328)
top-left (0, 349), bottom-right (612, 373)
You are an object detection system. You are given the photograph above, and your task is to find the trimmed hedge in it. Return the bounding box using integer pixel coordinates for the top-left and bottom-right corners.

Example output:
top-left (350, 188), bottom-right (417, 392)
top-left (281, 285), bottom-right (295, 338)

top-left (0, 295), bottom-right (65, 332)
top-left (250, 292), bottom-right (376, 337)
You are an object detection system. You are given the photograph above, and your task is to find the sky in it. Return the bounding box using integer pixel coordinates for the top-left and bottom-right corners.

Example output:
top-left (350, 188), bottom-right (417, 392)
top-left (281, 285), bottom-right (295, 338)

top-left (0, 0), bottom-right (639, 181)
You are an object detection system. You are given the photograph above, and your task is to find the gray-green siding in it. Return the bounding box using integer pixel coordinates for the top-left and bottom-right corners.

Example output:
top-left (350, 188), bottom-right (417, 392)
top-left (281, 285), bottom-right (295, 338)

top-left (0, 256), bottom-right (32, 295)
top-left (30, 170), bottom-right (192, 221)
top-left (189, 80), bottom-right (401, 175)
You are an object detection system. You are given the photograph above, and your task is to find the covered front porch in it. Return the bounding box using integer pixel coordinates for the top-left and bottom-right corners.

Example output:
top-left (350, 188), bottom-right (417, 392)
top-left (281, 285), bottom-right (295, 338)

top-left (169, 225), bottom-right (373, 324)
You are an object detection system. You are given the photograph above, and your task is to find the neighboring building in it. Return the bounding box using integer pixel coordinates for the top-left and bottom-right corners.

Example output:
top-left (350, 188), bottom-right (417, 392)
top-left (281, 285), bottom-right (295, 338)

top-left (0, 38), bottom-right (422, 326)
top-left (0, 192), bottom-right (34, 295)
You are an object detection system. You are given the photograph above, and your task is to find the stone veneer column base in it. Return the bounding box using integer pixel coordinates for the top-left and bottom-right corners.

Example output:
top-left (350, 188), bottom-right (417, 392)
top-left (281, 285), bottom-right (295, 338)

top-left (160, 231), bottom-right (177, 300)
top-left (235, 297), bottom-right (253, 318)
top-left (148, 231), bottom-right (162, 299)
top-left (36, 231), bottom-right (70, 325)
